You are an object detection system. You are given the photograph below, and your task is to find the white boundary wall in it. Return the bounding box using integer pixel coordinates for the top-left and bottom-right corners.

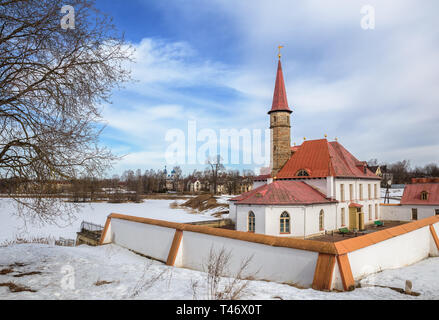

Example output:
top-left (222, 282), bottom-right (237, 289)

top-left (347, 222), bottom-right (439, 281)
top-left (381, 204), bottom-right (439, 221)
top-left (107, 218), bottom-right (319, 288)
top-left (104, 216), bottom-right (439, 291)
top-left (111, 218), bottom-right (176, 263)
top-left (181, 230), bottom-right (318, 286)
top-left (348, 227), bottom-right (431, 279)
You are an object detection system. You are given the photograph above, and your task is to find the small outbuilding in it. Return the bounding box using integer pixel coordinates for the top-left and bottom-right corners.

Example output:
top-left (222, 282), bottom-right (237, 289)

top-left (382, 180), bottom-right (439, 221)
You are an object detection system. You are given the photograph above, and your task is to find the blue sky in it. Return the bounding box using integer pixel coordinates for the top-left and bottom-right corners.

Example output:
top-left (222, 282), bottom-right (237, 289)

top-left (94, 0), bottom-right (439, 176)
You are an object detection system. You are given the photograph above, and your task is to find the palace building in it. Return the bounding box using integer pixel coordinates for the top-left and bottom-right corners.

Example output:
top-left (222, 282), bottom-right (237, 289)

top-left (229, 55), bottom-right (382, 238)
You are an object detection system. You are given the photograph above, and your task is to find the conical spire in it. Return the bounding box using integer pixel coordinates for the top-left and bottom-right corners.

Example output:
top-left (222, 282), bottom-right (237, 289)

top-left (268, 59), bottom-right (292, 114)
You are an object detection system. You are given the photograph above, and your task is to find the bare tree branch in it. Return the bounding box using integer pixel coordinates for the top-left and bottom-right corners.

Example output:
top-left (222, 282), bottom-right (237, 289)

top-left (0, 0), bottom-right (132, 223)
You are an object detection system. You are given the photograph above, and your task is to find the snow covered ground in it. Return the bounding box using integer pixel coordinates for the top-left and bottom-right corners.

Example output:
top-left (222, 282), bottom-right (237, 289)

top-left (0, 198), bottom-right (219, 244)
top-left (1, 243), bottom-right (438, 300)
top-left (381, 188), bottom-right (404, 204)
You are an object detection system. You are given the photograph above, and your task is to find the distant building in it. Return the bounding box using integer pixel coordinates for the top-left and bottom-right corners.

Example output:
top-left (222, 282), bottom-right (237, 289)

top-left (187, 179), bottom-right (202, 193)
top-left (382, 178), bottom-right (439, 221)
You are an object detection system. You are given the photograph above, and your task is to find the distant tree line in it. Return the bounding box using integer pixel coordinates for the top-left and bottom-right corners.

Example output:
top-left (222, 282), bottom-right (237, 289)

top-left (0, 161), bottom-right (255, 202)
top-left (368, 159), bottom-right (439, 185)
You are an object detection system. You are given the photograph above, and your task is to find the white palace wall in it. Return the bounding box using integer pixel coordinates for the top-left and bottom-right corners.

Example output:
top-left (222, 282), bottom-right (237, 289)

top-left (101, 214), bottom-right (439, 292)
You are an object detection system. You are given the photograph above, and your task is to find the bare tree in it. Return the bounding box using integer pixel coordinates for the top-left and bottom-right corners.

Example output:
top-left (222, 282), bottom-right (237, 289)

top-left (0, 0), bottom-right (132, 223)
top-left (193, 246), bottom-right (256, 300)
top-left (206, 155), bottom-right (225, 195)
top-left (128, 261), bottom-right (170, 299)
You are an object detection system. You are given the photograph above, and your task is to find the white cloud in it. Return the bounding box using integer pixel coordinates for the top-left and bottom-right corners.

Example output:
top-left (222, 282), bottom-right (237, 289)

top-left (127, 38), bottom-right (232, 88)
top-left (103, 1), bottom-right (439, 173)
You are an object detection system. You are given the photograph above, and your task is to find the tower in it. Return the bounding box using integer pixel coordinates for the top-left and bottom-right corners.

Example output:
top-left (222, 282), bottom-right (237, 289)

top-left (269, 50), bottom-right (292, 177)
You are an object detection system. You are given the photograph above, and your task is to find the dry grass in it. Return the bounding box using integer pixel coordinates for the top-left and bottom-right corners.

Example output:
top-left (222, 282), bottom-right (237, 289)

top-left (13, 271), bottom-right (42, 278)
top-left (0, 237), bottom-right (54, 248)
top-left (0, 282), bottom-right (36, 293)
top-left (94, 280), bottom-right (114, 286)
top-left (181, 194), bottom-right (226, 212)
top-left (169, 201), bottom-right (180, 209)
top-left (0, 268), bottom-right (13, 275)
top-left (143, 194), bottom-right (192, 200)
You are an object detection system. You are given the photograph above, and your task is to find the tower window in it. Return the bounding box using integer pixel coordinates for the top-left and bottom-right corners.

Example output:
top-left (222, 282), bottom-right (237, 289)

top-left (296, 169), bottom-right (310, 177)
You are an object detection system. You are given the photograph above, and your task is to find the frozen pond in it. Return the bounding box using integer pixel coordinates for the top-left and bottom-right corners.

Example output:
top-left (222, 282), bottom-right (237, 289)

top-left (0, 198), bottom-right (218, 243)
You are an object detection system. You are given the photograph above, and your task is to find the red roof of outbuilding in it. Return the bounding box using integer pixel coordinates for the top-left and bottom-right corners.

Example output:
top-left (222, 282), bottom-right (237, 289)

top-left (276, 139), bottom-right (380, 180)
top-left (253, 174), bottom-right (272, 181)
top-left (401, 183), bottom-right (439, 205)
top-left (268, 60), bottom-right (292, 114)
top-left (231, 180), bottom-right (336, 205)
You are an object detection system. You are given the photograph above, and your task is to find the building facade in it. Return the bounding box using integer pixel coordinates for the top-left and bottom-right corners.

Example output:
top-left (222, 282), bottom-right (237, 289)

top-left (230, 56), bottom-right (382, 238)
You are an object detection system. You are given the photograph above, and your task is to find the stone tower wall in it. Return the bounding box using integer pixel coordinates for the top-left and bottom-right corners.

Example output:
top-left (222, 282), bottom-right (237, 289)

top-left (270, 111), bottom-right (291, 176)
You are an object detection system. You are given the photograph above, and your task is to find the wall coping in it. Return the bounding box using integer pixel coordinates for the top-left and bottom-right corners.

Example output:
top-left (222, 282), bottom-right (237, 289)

top-left (334, 215), bottom-right (439, 254)
top-left (105, 213), bottom-right (338, 254)
top-left (101, 213), bottom-right (439, 256)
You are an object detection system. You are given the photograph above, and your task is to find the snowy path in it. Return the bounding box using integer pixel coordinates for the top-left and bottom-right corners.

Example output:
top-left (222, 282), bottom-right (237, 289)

top-left (1, 244), bottom-right (438, 300)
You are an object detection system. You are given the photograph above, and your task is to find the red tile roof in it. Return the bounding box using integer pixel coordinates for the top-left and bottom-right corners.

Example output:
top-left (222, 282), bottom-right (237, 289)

top-left (412, 178), bottom-right (439, 184)
top-left (231, 180), bottom-right (337, 205)
top-left (276, 139), bottom-right (380, 180)
top-left (401, 183), bottom-right (439, 205)
top-left (253, 174), bottom-right (272, 181)
top-left (268, 60), bottom-right (292, 114)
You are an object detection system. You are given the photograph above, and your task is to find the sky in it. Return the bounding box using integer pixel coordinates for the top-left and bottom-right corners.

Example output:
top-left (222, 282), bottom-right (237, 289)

top-left (93, 0), bottom-right (439, 176)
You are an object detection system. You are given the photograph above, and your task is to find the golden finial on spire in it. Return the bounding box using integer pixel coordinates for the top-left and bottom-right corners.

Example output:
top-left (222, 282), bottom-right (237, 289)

top-left (324, 134), bottom-right (328, 138)
top-left (278, 45), bottom-right (284, 59)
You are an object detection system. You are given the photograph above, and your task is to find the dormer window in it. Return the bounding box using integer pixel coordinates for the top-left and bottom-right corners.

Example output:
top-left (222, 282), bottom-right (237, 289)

top-left (296, 169), bottom-right (310, 177)
top-left (421, 191), bottom-right (429, 201)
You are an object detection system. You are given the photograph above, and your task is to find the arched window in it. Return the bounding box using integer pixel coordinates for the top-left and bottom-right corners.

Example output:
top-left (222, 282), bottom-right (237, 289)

top-left (280, 212), bottom-right (290, 234)
top-left (248, 211), bottom-right (255, 233)
top-left (421, 191), bottom-right (429, 201)
top-left (319, 210), bottom-right (325, 231)
top-left (296, 169), bottom-right (310, 177)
